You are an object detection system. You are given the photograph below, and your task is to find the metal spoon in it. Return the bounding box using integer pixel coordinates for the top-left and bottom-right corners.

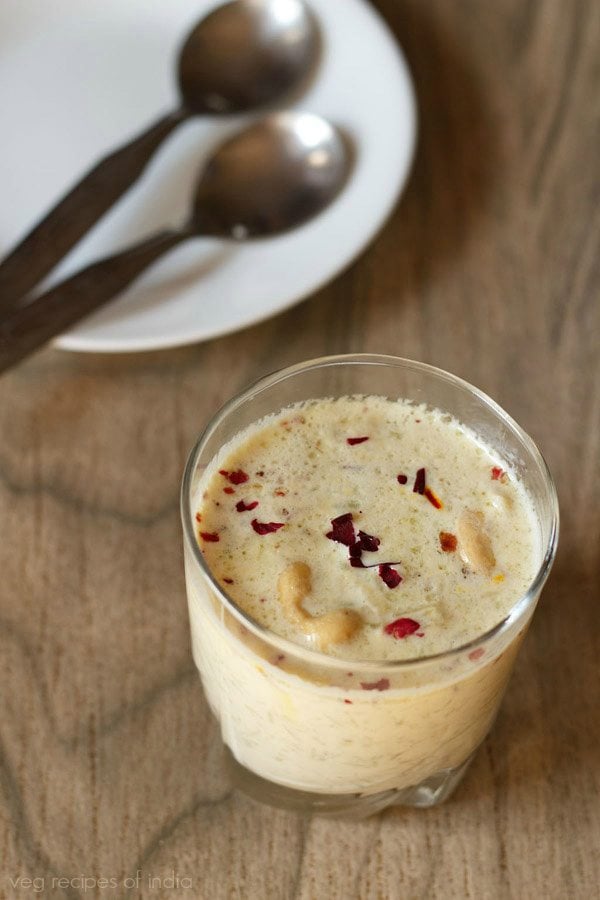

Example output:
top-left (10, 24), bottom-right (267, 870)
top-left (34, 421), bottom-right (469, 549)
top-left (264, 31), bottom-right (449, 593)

top-left (0, 0), bottom-right (319, 307)
top-left (0, 112), bottom-right (351, 373)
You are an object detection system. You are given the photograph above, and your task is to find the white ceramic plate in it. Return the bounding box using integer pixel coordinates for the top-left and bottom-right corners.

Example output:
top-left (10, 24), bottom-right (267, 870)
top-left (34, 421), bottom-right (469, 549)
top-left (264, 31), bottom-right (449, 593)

top-left (0, 0), bottom-right (416, 352)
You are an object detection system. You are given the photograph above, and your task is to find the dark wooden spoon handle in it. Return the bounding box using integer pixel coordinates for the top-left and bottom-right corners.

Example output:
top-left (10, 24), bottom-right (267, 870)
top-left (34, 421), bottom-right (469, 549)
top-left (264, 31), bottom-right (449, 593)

top-left (0, 110), bottom-right (187, 310)
top-left (0, 229), bottom-right (187, 374)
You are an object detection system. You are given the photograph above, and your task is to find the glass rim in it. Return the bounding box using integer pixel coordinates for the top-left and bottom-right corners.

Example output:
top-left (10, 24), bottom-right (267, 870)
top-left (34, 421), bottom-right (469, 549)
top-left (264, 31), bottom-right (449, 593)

top-left (180, 354), bottom-right (559, 672)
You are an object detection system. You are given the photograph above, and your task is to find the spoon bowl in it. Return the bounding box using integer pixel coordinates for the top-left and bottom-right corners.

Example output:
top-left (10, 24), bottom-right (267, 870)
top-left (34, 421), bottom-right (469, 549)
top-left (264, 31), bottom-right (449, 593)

top-left (179, 0), bottom-right (319, 114)
top-left (193, 112), bottom-right (350, 237)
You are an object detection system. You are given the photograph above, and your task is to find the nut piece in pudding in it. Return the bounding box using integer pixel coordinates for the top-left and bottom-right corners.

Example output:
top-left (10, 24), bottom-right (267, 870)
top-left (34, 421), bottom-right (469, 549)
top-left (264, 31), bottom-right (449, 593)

top-left (456, 509), bottom-right (496, 575)
top-left (278, 561), bottom-right (363, 650)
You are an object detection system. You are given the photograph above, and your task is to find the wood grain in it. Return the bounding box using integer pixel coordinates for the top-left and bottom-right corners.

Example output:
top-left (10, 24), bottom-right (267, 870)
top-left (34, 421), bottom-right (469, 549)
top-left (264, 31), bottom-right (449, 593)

top-left (1, 1), bottom-right (599, 897)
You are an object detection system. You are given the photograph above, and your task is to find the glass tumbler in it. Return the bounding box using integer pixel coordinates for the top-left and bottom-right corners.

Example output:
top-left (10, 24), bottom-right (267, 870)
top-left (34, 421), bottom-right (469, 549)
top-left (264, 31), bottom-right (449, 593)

top-left (180, 355), bottom-right (558, 818)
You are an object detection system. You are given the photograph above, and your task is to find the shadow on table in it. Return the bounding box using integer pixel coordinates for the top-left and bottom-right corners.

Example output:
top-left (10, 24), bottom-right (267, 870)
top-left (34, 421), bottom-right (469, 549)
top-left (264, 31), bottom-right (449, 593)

top-left (510, 536), bottom-right (600, 763)
top-left (369, 0), bottom-right (501, 273)
top-left (450, 537), bottom-right (599, 807)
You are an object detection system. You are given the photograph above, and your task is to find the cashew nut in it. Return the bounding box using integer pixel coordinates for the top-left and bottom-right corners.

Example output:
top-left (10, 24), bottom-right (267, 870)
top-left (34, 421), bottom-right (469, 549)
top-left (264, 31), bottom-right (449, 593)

top-left (456, 509), bottom-right (496, 574)
top-left (278, 562), bottom-right (363, 650)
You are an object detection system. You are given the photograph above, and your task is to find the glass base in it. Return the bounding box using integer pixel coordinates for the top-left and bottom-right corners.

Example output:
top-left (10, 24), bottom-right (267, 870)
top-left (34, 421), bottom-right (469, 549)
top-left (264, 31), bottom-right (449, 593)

top-left (225, 749), bottom-right (477, 818)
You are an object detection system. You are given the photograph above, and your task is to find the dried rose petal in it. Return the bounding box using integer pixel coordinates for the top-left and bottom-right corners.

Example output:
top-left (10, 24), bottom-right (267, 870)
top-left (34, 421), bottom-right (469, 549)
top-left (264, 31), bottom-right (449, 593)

top-left (195, 512), bottom-right (202, 523)
top-left (491, 467), bottom-right (504, 481)
top-left (378, 564), bottom-right (402, 588)
top-left (360, 678), bottom-right (390, 691)
top-left (358, 530), bottom-right (380, 552)
top-left (469, 648), bottom-right (485, 661)
top-left (349, 541), bottom-right (363, 559)
top-left (347, 436), bottom-right (369, 446)
top-left (413, 467), bottom-right (426, 494)
top-left (424, 487), bottom-right (443, 509)
top-left (348, 530), bottom-right (381, 566)
top-left (439, 531), bottom-right (458, 552)
top-left (384, 617), bottom-right (420, 638)
top-left (331, 512), bottom-right (353, 525)
top-left (223, 486), bottom-right (235, 495)
top-left (326, 512), bottom-right (356, 547)
top-left (200, 532), bottom-right (220, 543)
top-left (219, 469), bottom-right (249, 485)
top-left (397, 474), bottom-right (408, 485)
top-left (236, 499), bottom-right (259, 512)
top-left (333, 517), bottom-right (400, 575)
top-left (251, 519), bottom-right (284, 535)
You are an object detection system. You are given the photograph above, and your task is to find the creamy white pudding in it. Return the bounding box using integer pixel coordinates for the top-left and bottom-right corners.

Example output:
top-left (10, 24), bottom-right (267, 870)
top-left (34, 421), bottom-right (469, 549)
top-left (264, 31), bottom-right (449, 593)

top-left (184, 396), bottom-right (541, 795)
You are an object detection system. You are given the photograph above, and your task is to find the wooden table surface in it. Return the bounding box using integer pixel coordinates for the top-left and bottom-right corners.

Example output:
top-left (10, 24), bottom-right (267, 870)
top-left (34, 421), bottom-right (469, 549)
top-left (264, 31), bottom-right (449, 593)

top-left (1, 1), bottom-right (599, 897)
